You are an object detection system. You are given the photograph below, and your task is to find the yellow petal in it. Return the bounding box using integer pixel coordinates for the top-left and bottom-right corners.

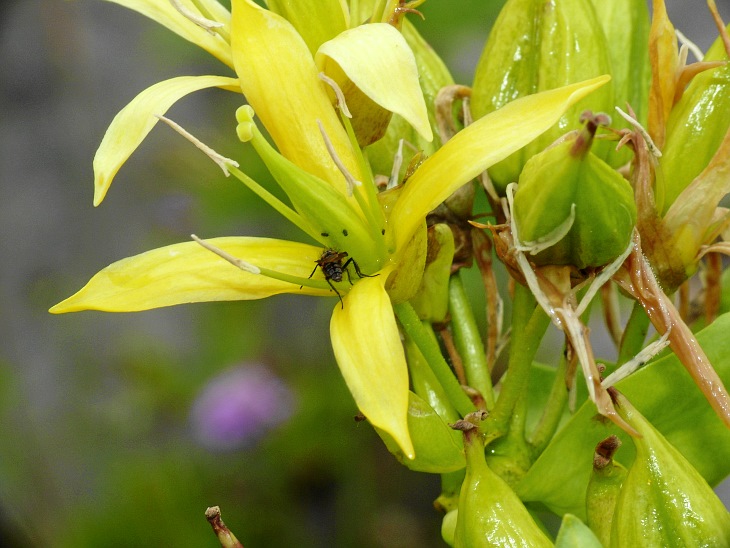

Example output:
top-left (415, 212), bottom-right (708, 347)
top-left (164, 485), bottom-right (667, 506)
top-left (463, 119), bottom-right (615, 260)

top-left (330, 275), bottom-right (414, 458)
top-left (390, 76), bottom-right (611, 252)
top-left (230, 0), bottom-right (360, 186)
top-left (93, 75), bottom-right (239, 206)
top-left (104, 0), bottom-right (233, 68)
top-left (316, 23), bottom-right (432, 142)
top-left (50, 237), bottom-right (330, 313)
top-left (266, 0), bottom-right (349, 55)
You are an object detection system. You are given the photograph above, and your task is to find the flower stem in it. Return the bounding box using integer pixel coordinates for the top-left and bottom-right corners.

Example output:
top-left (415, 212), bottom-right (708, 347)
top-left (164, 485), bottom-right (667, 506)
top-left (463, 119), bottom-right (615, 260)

top-left (394, 301), bottom-right (475, 417)
top-left (480, 284), bottom-right (550, 444)
top-left (528, 350), bottom-right (569, 457)
top-left (448, 273), bottom-right (495, 409)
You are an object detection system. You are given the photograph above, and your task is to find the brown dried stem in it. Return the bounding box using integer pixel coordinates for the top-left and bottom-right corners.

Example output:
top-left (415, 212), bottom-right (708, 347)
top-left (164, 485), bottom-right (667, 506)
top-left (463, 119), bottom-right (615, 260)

top-left (613, 232), bottom-right (730, 428)
top-left (205, 506), bottom-right (244, 548)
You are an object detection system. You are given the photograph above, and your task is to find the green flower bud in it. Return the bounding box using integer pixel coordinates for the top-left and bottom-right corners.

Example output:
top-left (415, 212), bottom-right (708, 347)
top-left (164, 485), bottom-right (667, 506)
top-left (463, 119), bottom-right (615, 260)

top-left (471, 0), bottom-right (613, 193)
top-left (590, 0), bottom-right (651, 126)
top-left (442, 509), bottom-right (458, 547)
top-left (453, 417), bottom-right (552, 547)
top-left (610, 395), bottom-right (730, 547)
top-left (555, 514), bottom-right (603, 548)
top-left (585, 435), bottom-right (627, 547)
top-left (658, 27), bottom-right (730, 214)
top-left (590, 0), bottom-right (651, 166)
top-left (376, 391), bottom-right (465, 473)
top-left (410, 224), bottom-right (455, 322)
top-left (513, 117), bottom-right (636, 269)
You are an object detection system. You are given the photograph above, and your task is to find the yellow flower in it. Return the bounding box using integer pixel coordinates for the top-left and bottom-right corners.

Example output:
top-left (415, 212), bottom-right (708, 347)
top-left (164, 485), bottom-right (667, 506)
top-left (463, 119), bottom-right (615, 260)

top-left (52, 0), bottom-right (609, 458)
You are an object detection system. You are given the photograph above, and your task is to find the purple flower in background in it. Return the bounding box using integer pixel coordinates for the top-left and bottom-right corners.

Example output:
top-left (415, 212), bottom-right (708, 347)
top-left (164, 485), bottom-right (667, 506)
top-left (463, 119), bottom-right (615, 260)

top-left (190, 364), bottom-right (295, 451)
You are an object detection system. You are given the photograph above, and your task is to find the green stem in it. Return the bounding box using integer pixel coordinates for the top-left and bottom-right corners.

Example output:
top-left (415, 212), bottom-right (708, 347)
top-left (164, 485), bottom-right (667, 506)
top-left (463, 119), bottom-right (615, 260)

top-left (394, 302), bottom-right (475, 418)
top-left (480, 284), bottom-right (550, 444)
top-left (528, 350), bottom-right (569, 457)
top-left (617, 301), bottom-right (650, 365)
top-left (448, 273), bottom-right (495, 409)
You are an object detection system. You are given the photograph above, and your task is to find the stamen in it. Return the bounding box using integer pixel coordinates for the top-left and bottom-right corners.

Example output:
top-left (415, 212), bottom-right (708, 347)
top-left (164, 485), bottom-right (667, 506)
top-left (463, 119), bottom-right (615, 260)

top-left (615, 106), bottom-right (662, 158)
top-left (601, 330), bottom-right (672, 388)
top-left (574, 239), bottom-right (634, 318)
top-left (388, 139), bottom-right (405, 189)
top-left (318, 73), bottom-right (352, 118)
top-left (676, 29), bottom-right (704, 61)
top-left (317, 120), bottom-right (362, 196)
top-left (191, 235), bottom-right (261, 274)
top-left (506, 184), bottom-right (561, 327)
top-left (155, 114), bottom-right (239, 176)
top-left (192, 235), bottom-right (335, 291)
top-left (169, 0), bottom-right (224, 35)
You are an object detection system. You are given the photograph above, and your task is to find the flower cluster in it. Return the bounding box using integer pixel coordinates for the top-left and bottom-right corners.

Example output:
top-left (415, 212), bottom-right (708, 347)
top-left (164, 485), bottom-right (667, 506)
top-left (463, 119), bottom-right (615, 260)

top-left (53, 0), bottom-right (730, 544)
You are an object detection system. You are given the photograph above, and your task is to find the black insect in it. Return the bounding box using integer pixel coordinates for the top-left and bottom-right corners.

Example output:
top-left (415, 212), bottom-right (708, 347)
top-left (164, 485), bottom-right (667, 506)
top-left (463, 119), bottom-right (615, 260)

top-left (308, 249), bottom-right (376, 308)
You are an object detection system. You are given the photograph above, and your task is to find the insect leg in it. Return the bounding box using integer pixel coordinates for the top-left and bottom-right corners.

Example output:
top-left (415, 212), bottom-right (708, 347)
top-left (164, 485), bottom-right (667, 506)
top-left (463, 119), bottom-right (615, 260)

top-left (327, 278), bottom-right (345, 309)
top-left (350, 258), bottom-right (377, 279)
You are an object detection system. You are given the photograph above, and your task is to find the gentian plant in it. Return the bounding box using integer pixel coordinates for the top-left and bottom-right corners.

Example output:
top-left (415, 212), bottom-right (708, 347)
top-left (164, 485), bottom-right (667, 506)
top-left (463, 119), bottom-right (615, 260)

top-left (52, 0), bottom-right (730, 545)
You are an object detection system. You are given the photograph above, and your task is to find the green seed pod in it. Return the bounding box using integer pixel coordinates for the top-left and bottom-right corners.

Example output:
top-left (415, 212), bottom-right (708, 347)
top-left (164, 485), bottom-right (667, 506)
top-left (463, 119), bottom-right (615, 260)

top-left (471, 0), bottom-right (613, 193)
top-left (590, 0), bottom-right (651, 166)
top-left (453, 421), bottom-right (552, 547)
top-left (590, 0), bottom-right (651, 126)
top-left (658, 26), bottom-right (730, 214)
top-left (513, 119), bottom-right (636, 269)
top-left (585, 435), bottom-right (627, 547)
top-left (610, 395), bottom-right (730, 547)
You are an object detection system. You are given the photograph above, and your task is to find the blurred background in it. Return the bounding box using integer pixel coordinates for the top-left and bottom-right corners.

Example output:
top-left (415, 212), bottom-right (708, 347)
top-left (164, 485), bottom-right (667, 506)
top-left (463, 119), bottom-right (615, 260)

top-left (1, 0), bottom-right (728, 546)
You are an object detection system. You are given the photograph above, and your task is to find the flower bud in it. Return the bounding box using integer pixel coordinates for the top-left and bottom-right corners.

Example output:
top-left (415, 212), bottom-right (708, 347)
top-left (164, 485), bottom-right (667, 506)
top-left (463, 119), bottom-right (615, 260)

top-left (555, 513), bottom-right (603, 548)
top-left (513, 117), bottom-right (636, 269)
top-left (590, 0), bottom-right (651, 126)
top-left (585, 435), bottom-right (627, 547)
top-left (376, 391), bottom-right (464, 473)
top-left (658, 26), bottom-right (730, 214)
top-left (410, 224), bottom-right (455, 322)
top-left (453, 417), bottom-right (552, 547)
top-left (610, 395), bottom-right (730, 546)
top-left (590, 0), bottom-right (651, 166)
top-left (471, 0), bottom-right (614, 193)
top-left (441, 509), bottom-right (458, 547)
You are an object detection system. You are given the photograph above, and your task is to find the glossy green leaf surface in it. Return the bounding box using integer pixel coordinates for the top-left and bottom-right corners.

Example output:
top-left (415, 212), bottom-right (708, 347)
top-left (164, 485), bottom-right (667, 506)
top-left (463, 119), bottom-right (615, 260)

top-left (518, 312), bottom-right (730, 519)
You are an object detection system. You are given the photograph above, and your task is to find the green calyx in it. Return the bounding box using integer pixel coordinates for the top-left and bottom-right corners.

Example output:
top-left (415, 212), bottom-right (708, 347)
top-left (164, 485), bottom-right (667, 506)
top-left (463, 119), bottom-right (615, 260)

top-left (471, 0), bottom-right (614, 194)
top-left (513, 123), bottom-right (636, 269)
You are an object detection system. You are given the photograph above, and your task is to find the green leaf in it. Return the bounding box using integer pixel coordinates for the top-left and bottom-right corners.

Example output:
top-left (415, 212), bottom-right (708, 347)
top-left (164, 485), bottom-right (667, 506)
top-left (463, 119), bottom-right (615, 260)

top-left (517, 312), bottom-right (730, 519)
